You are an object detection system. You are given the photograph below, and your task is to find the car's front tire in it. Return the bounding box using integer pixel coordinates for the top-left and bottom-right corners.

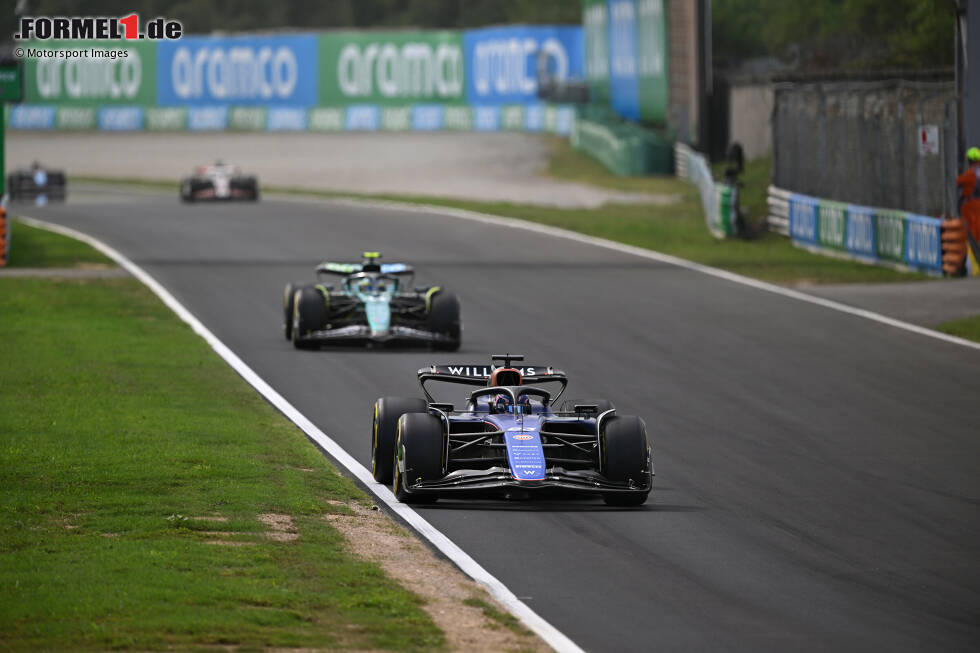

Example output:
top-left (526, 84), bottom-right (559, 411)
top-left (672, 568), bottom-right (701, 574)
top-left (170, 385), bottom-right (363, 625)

top-left (601, 415), bottom-right (651, 506)
top-left (179, 178), bottom-right (195, 202)
top-left (392, 412), bottom-right (443, 503)
top-left (291, 287), bottom-right (325, 349)
top-left (372, 396), bottom-right (427, 484)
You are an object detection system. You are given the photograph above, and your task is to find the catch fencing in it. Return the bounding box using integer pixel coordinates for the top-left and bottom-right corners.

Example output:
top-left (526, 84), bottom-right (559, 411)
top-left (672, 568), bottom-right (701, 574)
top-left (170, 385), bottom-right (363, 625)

top-left (772, 80), bottom-right (957, 218)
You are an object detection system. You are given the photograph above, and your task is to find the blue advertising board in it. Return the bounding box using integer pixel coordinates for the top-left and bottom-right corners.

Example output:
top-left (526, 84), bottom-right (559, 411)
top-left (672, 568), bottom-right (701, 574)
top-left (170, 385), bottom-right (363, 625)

top-left (608, 0), bottom-right (640, 121)
top-left (345, 105), bottom-right (380, 131)
top-left (464, 25), bottom-right (583, 105)
top-left (904, 214), bottom-right (942, 272)
top-left (788, 194), bottom-right (819, 245)
top-left (157, 35), bottom-right (318, 106)
top-left (98, 106), bottom-right (142, 131)
top-left (10, 105), bottom-right (56, 130)
top-left (187, 106), bottom-right (227, 130)
top-left (845, 205), bottom-right (876, 259)
top-left (473, 105), bottom-right (501, 131)
top-left (412, 105), bottom-right (445, 131)
top-left (268, 107), bottom-right (308, 131)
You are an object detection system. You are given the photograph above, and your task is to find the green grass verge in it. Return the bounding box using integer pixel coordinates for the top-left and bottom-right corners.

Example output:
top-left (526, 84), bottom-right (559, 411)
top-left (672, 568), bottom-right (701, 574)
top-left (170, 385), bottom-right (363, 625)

top-left (72, 140), bottom-right (931, 284)
top-left (6, 218), bottom-right (113, 268)
top-left (935, 314), bottom-right (980, 343)
top-left (0, 275), bottom-right (444, 651)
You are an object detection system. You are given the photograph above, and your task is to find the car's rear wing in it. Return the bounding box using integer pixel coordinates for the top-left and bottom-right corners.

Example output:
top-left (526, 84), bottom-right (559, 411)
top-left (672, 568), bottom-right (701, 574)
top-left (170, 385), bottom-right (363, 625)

top-left (416, 363), bottom-right (568, 402)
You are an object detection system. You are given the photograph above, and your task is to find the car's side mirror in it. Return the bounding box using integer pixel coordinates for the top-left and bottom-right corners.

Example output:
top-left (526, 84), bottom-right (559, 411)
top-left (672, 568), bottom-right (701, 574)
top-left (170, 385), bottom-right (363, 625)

top-left (574, 404), bottom-right (599, 415)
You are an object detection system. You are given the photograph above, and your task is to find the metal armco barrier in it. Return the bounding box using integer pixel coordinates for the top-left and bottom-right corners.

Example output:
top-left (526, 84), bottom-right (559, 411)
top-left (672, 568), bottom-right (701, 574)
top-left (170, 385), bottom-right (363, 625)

top-left (767, 185), bottom-right (944, 275)
top-left (675, 143), bottom-right (737, 238)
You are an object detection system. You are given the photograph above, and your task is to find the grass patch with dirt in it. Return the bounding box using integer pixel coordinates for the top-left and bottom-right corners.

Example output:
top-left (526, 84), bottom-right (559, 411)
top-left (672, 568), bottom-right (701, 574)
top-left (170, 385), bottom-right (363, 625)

top-left (935, 314), bottom-right (980, 343)
top-left (0, 272), bottom-right (444, 651)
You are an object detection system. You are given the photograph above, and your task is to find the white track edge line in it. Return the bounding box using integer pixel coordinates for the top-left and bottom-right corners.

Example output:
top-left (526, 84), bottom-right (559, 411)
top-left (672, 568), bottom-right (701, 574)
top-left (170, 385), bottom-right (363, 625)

top-left (311, 195), bottom-right (980, 353)
top-left (16, 215), bottom-right (585, 653)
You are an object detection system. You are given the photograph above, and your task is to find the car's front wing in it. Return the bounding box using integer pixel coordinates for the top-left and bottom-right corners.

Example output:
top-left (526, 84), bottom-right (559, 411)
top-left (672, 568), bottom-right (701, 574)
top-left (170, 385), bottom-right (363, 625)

top-left (400, 466), bottom-right (653, 498)
top-left (296, 324), bottom-right (452, 345)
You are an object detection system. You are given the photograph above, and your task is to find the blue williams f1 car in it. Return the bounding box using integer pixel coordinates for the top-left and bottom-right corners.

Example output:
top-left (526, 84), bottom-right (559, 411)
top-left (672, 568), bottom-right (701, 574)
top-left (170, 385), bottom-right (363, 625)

top-left (284, 252), bottom-right (461, 350)
top-left (372, 354), bottom-right (653, 505)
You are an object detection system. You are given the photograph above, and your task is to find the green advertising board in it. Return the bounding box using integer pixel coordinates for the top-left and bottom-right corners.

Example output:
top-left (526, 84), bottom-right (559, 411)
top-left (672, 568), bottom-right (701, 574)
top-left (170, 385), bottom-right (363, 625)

top-left (443, 105), bottom-right (472, 130)
top-left (876, 211), bottom-right (907, 262)
top-left (382, 106), bottom-right (412, 130)
top-left (145, 107), bottom-right (186, 130)
top-left (309, 108), bottom-right (344, 131)
top-left (817, 201), bottom-right (848, 250)
top-left (228, 107), bottom-right (267, 131)
top-left (713, 184), bottom-right (734, 238)
top-left (636, 0), bottom-right (668, 123)
top-left (56, 106), bottom-right (96, 129)
top-left (318, 32), bottom-right (464, 106)
top-left (0, 63), bottom-right (22, 102)
top-left (23, 40), bottom-right (156, 105)
top-left (582, 0), bottom-right (610, 105)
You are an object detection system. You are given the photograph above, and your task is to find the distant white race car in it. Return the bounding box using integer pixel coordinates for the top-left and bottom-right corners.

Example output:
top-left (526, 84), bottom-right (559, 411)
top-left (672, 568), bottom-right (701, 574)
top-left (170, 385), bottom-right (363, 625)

top-left (180, 162), bottom-right (259, 202)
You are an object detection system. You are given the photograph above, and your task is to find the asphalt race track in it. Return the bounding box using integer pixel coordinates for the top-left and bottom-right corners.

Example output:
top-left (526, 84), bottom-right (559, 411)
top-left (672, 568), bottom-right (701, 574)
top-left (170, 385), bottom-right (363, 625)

top-left (18, 188), bottom-right (979, 652)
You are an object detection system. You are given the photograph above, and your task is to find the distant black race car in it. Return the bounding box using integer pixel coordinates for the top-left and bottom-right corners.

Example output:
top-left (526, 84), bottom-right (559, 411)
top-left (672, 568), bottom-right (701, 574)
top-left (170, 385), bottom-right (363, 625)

top-left (6, 163), bottom-right (67, 201)
top-left (371, 354), bottom-right (653, 505)
top-left (180, 162), bottom-right (258, 202)
top-left (284, 252), bottom-right (461, 350)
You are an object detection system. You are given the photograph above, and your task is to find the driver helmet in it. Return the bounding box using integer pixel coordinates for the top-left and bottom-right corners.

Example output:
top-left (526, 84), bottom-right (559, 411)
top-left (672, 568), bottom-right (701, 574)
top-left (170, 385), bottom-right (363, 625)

top-left (493, 394), bottom-right (513, 414)
top-left (968, 147), bottom-right (980, 162)
top-left (516, 394), bottom-right (533, 414)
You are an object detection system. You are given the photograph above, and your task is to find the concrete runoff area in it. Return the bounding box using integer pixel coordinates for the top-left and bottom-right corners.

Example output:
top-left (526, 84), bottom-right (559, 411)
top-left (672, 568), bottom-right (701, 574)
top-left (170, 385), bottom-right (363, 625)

top-left (14, 188), bottom-right (979, 653)
top-left (6, 131), bottom-right (666, 208)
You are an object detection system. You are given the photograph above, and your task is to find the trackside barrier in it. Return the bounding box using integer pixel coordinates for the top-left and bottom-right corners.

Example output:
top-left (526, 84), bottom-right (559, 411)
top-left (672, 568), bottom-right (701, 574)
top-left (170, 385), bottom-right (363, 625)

top-left (766, 185), bottom-right (944, 275)
top-left (941, 218), bottom-right (968, 275)
top-left (9, 26), bottom-right (586, 135)
top-left (572, 116), bottom-right (673, 176)
top-left (7, 103), bottom-right (578, 135)
top-left (675, 143), bottom-right (737, 238)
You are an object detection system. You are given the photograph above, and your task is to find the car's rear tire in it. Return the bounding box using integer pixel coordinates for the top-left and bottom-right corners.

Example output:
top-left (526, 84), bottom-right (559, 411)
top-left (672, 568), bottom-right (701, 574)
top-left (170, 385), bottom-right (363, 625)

top-left (372, 396), bottom-right (427, 484)
top-left (393, 412), bottom-right (443, 503)
top-left (427, 290), bottom-right (461, 351)
top-left (601, 415), bottom-right (651, 506)
top-left (291, 288), bottom-right (325, 349)
top-left (282, 282), bottom-right (308, 340)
